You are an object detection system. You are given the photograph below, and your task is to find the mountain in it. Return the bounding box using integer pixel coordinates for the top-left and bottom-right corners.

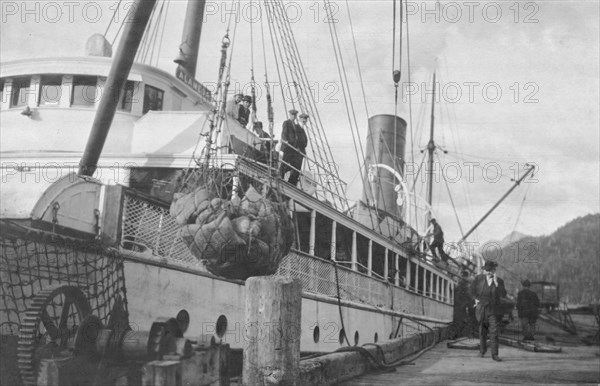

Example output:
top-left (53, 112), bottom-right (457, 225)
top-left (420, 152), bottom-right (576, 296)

top-left (499, 231), bottom-right (528, 246)
top-left (480, 214), bottom-right (600, 304)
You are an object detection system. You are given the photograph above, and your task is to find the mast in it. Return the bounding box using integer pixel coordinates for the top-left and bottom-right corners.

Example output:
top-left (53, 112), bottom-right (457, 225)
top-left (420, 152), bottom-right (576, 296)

top-left (458, 164), bottom-right (536, 244)
top-left (174, 0), bottom-right (207, 77)
top-left (425, 72), bottom-right (436, 212)
top-left (78, 0), bottom-right (157, 176)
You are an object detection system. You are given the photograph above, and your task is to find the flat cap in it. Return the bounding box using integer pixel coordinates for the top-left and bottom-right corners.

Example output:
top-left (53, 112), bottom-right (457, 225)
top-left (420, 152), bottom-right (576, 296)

top-left (299, 113), bottom-right (309, 119)
top-left (289, 109), bottom-right (298, 115)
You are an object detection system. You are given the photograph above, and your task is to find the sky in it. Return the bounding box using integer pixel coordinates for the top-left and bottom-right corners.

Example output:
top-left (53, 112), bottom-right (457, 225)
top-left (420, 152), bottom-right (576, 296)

top-left (1, 0), bottom-right (599, 245)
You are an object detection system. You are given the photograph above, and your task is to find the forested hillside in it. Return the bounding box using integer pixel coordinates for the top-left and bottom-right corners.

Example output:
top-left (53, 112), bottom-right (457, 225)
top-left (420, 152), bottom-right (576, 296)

top-left (479, 213), bottom-right (600, 304)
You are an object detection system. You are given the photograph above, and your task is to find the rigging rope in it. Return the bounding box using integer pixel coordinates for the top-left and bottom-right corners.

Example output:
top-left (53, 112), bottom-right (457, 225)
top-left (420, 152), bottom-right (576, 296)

top-left (103, 0), bottom-right (123, 39)
top-left (437, 152), bottom-right (465, 239)
top-left (265, 1), bottom-right (348, 210)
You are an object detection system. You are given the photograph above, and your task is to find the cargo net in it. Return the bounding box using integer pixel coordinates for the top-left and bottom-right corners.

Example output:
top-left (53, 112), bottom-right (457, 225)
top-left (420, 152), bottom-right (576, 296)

top-left (170, 166), bottom-right (294, 280)
top-left (0, 232), bottom-right (127, 336)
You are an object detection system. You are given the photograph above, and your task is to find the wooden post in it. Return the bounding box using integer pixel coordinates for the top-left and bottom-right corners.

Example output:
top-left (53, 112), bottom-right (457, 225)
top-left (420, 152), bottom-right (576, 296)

top-left (243, 276), bottom-right (302, 386)
top-left (141, 361), bottom-right (181, 386)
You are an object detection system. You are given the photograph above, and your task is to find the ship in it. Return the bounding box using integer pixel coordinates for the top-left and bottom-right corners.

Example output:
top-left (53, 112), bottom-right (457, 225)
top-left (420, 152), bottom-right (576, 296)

top-left (0, 1), bottom-right (527, 385)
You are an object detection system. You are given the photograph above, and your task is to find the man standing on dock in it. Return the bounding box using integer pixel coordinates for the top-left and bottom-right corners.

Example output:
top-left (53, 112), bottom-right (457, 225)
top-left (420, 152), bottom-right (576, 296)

top-left (471, 260), bottom-right (507, 362)
top-left (517, 279), bottom-right (540, 341)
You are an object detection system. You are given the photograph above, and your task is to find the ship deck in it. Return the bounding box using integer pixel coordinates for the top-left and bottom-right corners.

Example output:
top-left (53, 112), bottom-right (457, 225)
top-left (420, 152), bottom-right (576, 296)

top-left (340, 313), bottom-right (600, 385)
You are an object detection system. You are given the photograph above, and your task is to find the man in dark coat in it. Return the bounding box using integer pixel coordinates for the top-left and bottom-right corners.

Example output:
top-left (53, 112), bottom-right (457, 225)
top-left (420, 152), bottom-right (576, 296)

top-left (470, 260), bottom-right (507, 361)
top-left (290, 113), bottom-right (308, 185)
top-left (237, 95), bottom-right (252, 127)
top-left (425, 218), bottom-right (450, 263)
top-left (517, 279), bottom-right (540, 341)
top-left (452, 270), bottom-right (474, 339)
top-left (280, 109), bottom-right (308, 186)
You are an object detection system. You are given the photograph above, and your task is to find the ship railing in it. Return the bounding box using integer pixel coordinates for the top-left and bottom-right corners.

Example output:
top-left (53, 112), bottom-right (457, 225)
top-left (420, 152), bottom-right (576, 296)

top-left (275, 251), bottom-right (451, 309)
top-left (277, 142), bottom-right (349, 211)
top-left (117, 190), bottom-right (452, 308)
top-left (119, 190), bottom-right (205, 270)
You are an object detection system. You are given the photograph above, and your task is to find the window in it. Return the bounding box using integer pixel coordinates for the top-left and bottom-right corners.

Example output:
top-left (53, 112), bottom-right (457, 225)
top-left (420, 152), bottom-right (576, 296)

top-left (10, 78), bottom-right (30, 108)
top-left (39, 75), bottom-right (63, 105)
top-left (119, 81), bottom-right (136, 112)
top-left (143, 85), bottom-right (163, 113)
top-left (0, 79), bottom-right (4, 109)
top-left (71, 76), bottom-right (97, 106)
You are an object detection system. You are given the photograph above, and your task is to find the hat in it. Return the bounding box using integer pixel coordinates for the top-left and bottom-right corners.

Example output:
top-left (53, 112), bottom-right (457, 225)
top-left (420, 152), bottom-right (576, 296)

top-left (253, 121), bottom-right (263, 129)
top-left (289, 109), bottom-right (298, 115)
top-left (522, 279), bottom-right (531, 287)
top-left (429, 218), bottom-right (436, 223)
top-left (482, 260), bottom-right (498, 271)
top-left (242, 95), bottom-right (252, 102)
top-left (299, 113), bottom-right (309, 119)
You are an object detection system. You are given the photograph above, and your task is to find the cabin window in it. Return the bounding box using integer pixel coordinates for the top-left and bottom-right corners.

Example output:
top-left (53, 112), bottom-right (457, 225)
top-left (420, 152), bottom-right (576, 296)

top-left (10, 78), bottom-right (30, 108)
top-left (143, 85), bottom-right (163, 113)
top-left (71, 76), bottom-right (97, 106)
top-left (0, 79), bottom-right (4, 109)
top-left (39, 75), bottom-right (63, 106)
top-left (119, 81), bottom-right (136, 112)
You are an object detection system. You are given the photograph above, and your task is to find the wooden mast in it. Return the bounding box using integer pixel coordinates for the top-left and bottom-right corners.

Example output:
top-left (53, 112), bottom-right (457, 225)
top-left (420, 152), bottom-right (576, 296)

top-left (426, 72), bottom-right (437, 214)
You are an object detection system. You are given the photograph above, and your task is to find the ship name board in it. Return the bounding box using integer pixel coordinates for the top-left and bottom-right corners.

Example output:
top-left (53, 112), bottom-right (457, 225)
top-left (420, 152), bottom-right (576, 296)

top-left (176, 66), bottom-right (212, 103)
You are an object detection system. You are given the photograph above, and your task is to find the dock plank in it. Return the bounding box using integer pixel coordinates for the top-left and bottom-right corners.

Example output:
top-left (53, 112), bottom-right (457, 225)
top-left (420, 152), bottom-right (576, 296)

top-left (340, 341), bottom-right (600, 385)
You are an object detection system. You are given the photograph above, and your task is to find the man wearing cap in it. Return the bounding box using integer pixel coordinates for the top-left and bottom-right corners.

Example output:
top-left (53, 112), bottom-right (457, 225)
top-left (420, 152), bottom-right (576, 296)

top-left (280, 109), bottom-right (304, 185)
top-left (517, 279), bottom-right (540, 341)
top-left (470, 260), bottom-right (507, 361)
top-left (237, 95), bottom-right (252, 127)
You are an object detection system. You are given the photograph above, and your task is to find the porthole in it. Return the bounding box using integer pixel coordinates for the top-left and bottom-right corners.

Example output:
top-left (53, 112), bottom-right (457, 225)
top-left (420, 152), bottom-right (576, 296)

top-left (313, 325), bottom-right (320, 343)
top-left (339, 328), bottom-right (346, 345)
top-left (216, 314), bottom-right (228, 338)
top-left (176, 309), bottom-right (190, 333)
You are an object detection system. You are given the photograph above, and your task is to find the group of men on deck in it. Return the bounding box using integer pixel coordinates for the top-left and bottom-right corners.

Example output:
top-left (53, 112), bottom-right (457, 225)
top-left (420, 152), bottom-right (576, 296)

top-left (226, 93), bottom-right (309, 186)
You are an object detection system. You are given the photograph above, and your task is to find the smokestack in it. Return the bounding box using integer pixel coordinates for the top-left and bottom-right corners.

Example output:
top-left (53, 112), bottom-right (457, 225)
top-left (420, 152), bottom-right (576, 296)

top-left (174, 0), bottom-right (207, 77)
top-left (363, 114), bottom-right (407, 215)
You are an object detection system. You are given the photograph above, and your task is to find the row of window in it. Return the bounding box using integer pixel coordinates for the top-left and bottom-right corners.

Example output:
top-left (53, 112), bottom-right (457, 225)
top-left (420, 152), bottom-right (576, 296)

top-left (0, 75), bottom-right (164, 114)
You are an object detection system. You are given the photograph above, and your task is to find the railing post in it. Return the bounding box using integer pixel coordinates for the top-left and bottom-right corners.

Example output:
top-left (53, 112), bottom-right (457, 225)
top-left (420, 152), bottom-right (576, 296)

top-left (309, 210), bottom-right (316, 256)
top-left (406, 258), bottom-right (411, 290)
top-left (415, 262), bottom-right (420, 294)
top-left (367, 240), bottom-right (373, 277)
top-left (351, 232), bottom-right (357, 271)
top-left (394, 254), bottom-right (399, 286)
top-left (383, 248), bottom-right (389, 282)
top-left (330, 221), bottom-right (337, 261)
top-left (429, 272), bottom-right (434, 298)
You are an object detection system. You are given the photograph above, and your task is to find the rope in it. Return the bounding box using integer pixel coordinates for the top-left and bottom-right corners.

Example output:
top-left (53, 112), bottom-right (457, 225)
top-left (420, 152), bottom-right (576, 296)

top-left (265, 1), bottom-right (348, 210)
top-left (437, 152), bottom-right (465, 238)
top-left (103, 0), bottom-right (123, 38)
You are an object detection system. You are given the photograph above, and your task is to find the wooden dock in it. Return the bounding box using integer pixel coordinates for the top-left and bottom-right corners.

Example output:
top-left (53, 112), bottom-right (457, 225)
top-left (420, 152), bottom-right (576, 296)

top-left (341, 315), bottom-right (600, 385)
